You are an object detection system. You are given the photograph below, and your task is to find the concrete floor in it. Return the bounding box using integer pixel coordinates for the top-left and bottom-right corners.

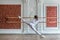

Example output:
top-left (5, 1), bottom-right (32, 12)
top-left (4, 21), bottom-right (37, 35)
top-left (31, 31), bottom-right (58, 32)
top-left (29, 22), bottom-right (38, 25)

top-left (0, 34), bottom-right (60, 40)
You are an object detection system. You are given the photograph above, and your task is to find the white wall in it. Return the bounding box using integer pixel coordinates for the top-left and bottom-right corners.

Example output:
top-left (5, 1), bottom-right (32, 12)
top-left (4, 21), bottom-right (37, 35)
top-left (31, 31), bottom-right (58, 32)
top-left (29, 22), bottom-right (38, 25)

top-left (0, 0), bottom-right (60, 34)
top-left (0, 0), bottom-right (22, 4)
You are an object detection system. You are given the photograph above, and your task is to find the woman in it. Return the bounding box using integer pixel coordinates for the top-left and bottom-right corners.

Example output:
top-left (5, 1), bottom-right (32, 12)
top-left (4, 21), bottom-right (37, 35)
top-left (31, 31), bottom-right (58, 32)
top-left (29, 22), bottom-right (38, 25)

top-left (18, 15), bottom-right (45, 38)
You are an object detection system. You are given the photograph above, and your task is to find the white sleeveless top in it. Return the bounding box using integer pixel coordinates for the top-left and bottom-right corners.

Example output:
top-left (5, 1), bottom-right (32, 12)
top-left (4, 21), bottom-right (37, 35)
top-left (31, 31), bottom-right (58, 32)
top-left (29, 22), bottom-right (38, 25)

top-left (30, 19), bottom-right (40, 26)
top-left (31, 19), bottom-right (37, 23)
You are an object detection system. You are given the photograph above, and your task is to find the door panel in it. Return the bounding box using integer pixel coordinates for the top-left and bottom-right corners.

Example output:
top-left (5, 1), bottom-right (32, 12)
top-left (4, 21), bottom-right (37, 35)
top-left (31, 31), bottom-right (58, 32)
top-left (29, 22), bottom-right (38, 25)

top-left (0, 5), bottom-right (21, 29)
top-left (46, 6), bottom-right (57, 27)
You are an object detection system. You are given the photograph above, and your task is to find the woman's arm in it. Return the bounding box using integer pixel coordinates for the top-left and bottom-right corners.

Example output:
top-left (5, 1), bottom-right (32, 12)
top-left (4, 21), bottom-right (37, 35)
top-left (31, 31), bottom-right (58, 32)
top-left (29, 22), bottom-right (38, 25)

top-left (34, 20), bottom-right (40, 25)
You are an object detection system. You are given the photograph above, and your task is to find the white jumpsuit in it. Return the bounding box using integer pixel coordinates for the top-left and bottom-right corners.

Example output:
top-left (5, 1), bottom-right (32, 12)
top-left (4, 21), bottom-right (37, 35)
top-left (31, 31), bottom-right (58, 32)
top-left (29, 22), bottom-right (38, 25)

top-left (19, 16), bottom-right (45, 38)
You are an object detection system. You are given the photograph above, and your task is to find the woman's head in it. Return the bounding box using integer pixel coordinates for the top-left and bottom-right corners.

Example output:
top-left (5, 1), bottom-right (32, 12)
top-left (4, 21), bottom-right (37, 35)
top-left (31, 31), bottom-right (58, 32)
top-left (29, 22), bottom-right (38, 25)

top-left (34, 15), bottom-right (38, 20)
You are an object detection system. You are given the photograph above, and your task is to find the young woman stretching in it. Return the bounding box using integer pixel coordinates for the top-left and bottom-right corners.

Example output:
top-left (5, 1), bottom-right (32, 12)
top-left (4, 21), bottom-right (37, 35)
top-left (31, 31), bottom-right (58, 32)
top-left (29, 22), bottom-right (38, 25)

top-left (18, 15), bottom-right (45, 38)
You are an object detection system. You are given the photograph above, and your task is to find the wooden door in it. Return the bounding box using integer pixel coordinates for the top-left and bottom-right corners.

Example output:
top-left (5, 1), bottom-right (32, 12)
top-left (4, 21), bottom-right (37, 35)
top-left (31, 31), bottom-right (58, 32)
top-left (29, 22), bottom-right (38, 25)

top-left (0, 5), bottom-right (21, 29)
top-left (46, 6), bottom-right (57, 27)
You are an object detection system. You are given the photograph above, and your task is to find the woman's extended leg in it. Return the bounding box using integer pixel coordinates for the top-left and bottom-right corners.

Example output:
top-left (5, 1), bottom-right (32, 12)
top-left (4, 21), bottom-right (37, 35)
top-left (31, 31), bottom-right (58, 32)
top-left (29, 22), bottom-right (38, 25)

top-left (29, 26), bottom-right (45, 38)
top-left (18, 16), bottom-right (30, 25)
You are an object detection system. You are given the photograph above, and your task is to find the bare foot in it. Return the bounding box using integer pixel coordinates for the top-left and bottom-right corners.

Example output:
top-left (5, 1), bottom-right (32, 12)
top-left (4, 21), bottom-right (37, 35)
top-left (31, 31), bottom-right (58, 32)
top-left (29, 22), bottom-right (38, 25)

top-left (18, 16), bottom-right (21, 18)
top-left (40, 35), bottom-right (46, 38)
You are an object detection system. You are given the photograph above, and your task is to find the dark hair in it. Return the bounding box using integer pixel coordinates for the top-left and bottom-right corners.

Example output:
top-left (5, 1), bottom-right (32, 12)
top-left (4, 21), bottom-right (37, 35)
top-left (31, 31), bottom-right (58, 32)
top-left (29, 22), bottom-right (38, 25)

top-left (34, 15), bottom-right (38, 20)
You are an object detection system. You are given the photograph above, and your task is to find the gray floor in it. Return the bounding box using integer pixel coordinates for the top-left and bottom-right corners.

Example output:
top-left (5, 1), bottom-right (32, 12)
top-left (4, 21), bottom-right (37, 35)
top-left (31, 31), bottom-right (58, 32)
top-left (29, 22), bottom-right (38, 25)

top-left (0, 34), bottom-right (60, 40)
